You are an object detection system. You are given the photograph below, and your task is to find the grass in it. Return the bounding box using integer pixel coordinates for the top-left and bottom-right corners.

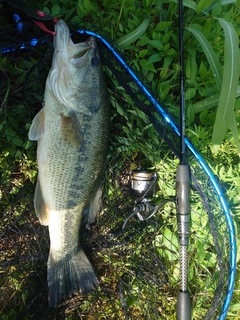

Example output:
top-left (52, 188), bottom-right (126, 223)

top-left (0, 0), bottom-right (240, 318)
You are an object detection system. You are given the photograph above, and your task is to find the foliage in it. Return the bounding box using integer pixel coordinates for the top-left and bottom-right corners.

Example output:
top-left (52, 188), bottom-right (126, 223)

top-left (0, 0), bottom-right (240, 318)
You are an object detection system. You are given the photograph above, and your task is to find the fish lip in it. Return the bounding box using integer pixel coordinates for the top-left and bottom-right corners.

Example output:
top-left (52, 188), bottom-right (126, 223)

top-left (54, 20), bottom-right (71, 49)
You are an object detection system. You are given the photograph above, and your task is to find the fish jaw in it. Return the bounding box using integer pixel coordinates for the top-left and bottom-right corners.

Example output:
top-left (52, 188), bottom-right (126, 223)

top-left (52, 20), bottom-right (92, 70)
top-left (48, 20), bottom-right (102, 116)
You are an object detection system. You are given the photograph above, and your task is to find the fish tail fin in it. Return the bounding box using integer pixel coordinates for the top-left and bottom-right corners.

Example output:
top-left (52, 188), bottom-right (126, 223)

top-left (47, 247), bottom-right (98, 307)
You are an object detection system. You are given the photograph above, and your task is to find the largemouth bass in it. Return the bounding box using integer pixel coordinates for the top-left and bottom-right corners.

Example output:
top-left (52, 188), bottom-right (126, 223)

top-left (29, 20), bottom-right (109, 307)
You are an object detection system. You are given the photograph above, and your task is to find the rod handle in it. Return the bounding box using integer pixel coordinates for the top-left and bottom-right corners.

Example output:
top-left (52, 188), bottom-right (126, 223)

top-left (176, 164), bottom-right (190, 246)
top-left (177, 290), bottom-right (191, 320)
top-left (176, 164), bottom-right (190, 215)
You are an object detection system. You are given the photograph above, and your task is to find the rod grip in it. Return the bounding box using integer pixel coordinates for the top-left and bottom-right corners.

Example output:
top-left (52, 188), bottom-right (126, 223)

top-left (176, 164), bottom-right (190, 246)
top-left (176, 164), bottom-right (190, 215)
top-left (177, 290), bottom-right (191, 320)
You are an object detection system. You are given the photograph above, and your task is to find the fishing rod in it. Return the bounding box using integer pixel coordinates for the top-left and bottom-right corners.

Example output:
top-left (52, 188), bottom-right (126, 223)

top-left (176, 0), bottom-right (191, 319)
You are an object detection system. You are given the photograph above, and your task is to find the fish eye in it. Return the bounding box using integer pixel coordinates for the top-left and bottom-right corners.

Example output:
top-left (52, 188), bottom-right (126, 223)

top-left (91, 57), bottom-right (99, 67)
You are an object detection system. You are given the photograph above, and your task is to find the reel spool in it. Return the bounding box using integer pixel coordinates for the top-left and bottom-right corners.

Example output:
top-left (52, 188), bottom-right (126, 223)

top-left (131, 169), bottom-right (157, 201)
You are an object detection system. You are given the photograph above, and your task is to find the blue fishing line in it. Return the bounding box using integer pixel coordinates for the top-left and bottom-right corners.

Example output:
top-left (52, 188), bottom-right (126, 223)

top-left (77, 29), bottom-right (236, 319)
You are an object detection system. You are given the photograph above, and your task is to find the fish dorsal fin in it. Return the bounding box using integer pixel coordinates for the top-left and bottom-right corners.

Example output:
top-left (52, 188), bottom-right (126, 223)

top-left (48, 68), bottom-right (91, 116)
top-left (34, 180), bottom-right (49, 226)
top-left (60, 111), bottom-right (83, 149)
top-left (28, 109), bottom-right (45, 141)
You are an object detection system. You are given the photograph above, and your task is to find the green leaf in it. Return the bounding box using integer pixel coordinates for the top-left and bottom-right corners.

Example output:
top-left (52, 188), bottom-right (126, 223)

top-left (186, 103), bottom-right (195, 124)
top-left (148, 39), bottom-right (163, 50)
top-left (222, 0), bottom-right (237, 4)
top-left (154, 21), bottom-right (173, 32)
top-left (196, 240), bottom-right (206, 261)
top-left (211, 0), bottom-right (222, 16)
top-left (186, 54), bottom-right (197, 79)
top-left (159, 0), bottom-right (197, 11)
top-left (185, 87), bottom-right (196, 100)
top-left (198, 61), bottom-right (208, 77)
top-left (166, 48), bottom-right (176, 56)
top-left (199, 108), bottom-right (209, 124)
top-left (193, 85), bottom-right (240, 113)
top-left (196, 0), bottom-right (214, 14)
top-left (139, 59), bottom-right (156, 72)
top-left (229, 303), bottom-right (240, 312)
top-left (147, 53), bottom-right (161, 64)
top-left (77, 0), bottom-right (92, 16)
top-left (186, 25), bottom-right (222, 91)
top-left (64, 7), bottom-right (77, 22)
top-left (117, 18), bottom-right (150, 49)
top-left (126, 296), bottom-right (138, 307)
top-left (229, 111), bottom-right (240, 155)
top-left (137, 49), bottom-right (149, 58)
top-left (163, 228), bottom-right (178, 250)
top-left (51, 4), bottom-right (60, 16)
top-left (212, 18), bottom-right (240, 147)
top-left (83, 0), bottom-right (92, 14)
top-left (193, 94), bottom-right (220, 113)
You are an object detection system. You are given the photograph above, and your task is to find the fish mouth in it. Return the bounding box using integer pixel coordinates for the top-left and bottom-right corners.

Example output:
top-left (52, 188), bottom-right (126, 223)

top-left (69, 37), bottom-right (98, 68)
top-left (53, 20), bottom-right (97, 67)
top-left (54, 20), bottom-right (72, 49)
top-left (71, 38), bottom-right (96, 59)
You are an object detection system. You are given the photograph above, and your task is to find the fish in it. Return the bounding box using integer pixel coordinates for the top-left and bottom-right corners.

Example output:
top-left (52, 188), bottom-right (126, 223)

top-left (28, 20), bottom-right (109, 307)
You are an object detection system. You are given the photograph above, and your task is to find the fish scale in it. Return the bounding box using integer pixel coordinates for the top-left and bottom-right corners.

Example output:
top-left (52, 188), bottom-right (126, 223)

top-left (29, 20), bottom-right (109, 307)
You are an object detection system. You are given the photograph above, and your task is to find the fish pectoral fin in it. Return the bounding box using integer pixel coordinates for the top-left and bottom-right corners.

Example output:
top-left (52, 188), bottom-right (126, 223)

top-left (28, 108), bottom-right (45, 141)
top-left (60, 112), bottom-right (83, 148)
top-left (34, 180), bottom-right (49, 226)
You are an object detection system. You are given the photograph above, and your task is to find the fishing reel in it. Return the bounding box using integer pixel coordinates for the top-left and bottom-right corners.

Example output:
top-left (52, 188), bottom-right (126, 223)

top-left (130, 169), bottom-right (158, 220)
top-left (108, 169), bottom-right (174, 238)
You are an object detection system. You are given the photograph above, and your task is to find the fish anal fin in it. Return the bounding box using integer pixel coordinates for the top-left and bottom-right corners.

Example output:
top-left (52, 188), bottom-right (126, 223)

top-left (60, 112), bottom-right (83, 148)
top-left (34, 180), bottom-right (49, 226)
top-left (29, 109), bottom-right (45, 141)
